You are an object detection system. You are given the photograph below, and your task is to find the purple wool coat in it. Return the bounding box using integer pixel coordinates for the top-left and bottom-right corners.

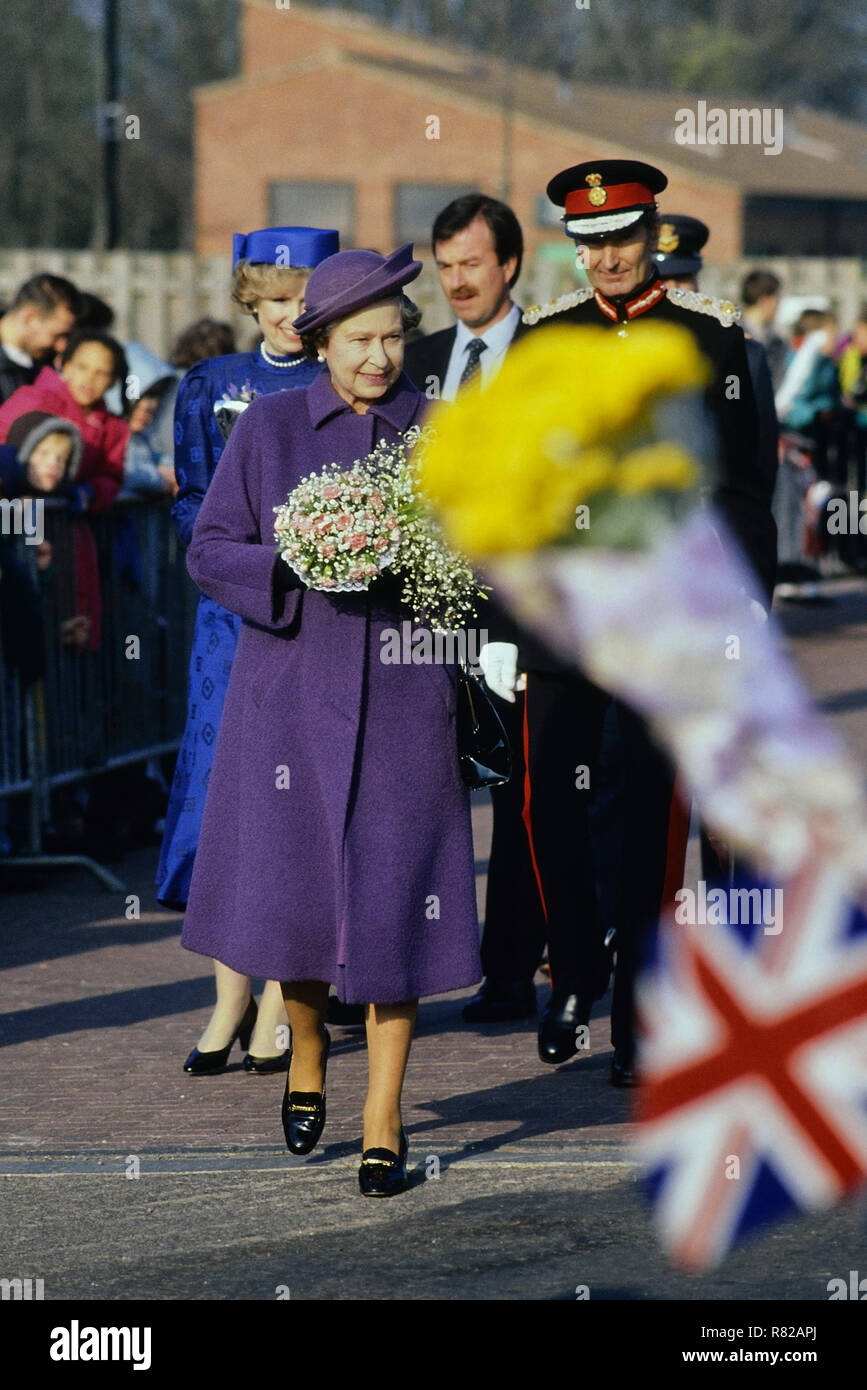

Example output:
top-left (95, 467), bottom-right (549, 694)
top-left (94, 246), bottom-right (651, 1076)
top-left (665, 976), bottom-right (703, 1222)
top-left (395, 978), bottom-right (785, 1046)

top-left (180, 369), bottom-right (481, 1003)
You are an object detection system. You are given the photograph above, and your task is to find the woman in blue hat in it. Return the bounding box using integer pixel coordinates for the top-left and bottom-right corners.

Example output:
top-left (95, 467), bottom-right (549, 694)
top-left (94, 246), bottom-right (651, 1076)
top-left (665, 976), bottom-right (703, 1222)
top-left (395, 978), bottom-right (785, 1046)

top-left (156, 225), bottom-right (339, 1075)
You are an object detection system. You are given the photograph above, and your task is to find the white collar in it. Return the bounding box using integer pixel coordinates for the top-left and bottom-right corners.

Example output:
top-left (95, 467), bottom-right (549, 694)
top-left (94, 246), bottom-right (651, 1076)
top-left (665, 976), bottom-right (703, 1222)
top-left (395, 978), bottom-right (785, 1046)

top-left (454, 303), bottom-right (520, 356)
top-left (1, 337), bottom-right (33, 368)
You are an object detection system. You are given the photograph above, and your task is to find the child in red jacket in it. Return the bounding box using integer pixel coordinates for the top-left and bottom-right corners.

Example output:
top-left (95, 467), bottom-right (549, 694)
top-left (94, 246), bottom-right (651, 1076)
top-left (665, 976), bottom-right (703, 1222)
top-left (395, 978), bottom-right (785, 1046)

top-left (0, 330), bottom-right (129, 511)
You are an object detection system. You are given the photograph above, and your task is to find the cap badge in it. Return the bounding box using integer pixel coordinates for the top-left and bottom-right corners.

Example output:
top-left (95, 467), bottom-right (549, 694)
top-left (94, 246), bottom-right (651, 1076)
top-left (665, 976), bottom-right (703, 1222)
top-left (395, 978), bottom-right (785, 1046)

top-left (657, 223), bottom-right (680, 254)
top-left (585, 172), bottom-right (608, 207)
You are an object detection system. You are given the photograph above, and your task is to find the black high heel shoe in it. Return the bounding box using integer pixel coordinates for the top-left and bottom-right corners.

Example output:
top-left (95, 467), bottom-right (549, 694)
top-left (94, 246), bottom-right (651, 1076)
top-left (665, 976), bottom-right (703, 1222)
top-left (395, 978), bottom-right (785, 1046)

top-left (281, 1029), bottom-right (330, 1155)
top-left (183, 997), bottom-right (257, 1074)
top-left (243, 1049), bottom-right (290, 1074)
top-left (358, 1128), bottom-right (408, 1197)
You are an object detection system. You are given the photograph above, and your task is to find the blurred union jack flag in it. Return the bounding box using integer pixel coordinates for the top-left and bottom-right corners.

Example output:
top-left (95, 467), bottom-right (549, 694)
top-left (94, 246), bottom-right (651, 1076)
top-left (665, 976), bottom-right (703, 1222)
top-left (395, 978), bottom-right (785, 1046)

top-left (635, 859), bottom-right (867, 1268)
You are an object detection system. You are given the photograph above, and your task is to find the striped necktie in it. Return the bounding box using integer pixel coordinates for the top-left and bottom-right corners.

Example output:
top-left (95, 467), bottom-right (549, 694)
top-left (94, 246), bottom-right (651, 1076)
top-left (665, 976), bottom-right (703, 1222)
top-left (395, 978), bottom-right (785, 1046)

top-left (459, 337), bottom-right (488, 390)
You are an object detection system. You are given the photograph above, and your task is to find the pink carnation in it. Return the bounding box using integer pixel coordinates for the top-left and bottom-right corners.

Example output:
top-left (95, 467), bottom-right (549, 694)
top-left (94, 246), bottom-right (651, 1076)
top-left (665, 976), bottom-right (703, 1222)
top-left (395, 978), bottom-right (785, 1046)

top-left (374, 535), bottom-right (390, 552)
top-left (349, 533), bottom-right (368, 553)
top-left (321, 483), bottom-right (341, 500)
top-left (336, 513), bottom-right (353, 529)
top-left (319, 542), bottom-right (336, 559)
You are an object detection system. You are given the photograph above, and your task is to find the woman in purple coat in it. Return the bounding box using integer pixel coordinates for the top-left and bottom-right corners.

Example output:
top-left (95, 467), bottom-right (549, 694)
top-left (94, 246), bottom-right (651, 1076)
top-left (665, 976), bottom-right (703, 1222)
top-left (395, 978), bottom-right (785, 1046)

top-left (182, 246), bottom-right (481, 1195)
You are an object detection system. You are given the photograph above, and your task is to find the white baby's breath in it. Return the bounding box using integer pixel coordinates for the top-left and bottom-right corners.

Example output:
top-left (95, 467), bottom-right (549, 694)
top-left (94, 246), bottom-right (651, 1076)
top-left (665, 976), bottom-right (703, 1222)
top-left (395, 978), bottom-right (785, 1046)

top-left (273, 428), bottom-right (486, 626)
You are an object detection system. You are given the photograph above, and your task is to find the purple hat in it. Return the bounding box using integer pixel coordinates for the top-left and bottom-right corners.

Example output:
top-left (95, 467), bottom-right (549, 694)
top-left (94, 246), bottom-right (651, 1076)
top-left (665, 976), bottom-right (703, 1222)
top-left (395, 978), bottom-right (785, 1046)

top-left (292, 244), bottom-right (422, 335)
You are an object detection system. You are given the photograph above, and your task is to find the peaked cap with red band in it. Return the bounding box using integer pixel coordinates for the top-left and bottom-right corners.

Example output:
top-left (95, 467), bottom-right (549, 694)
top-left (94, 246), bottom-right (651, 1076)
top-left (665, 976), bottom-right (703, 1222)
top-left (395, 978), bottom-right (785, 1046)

top-left (547, 159), bottom-right (667, 240)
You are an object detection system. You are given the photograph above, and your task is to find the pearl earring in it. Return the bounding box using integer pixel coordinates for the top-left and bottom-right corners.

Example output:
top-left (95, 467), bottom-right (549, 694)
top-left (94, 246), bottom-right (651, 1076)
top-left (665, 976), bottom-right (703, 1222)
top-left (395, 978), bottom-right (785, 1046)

top-left (317, 353), bottom-right (325, 363)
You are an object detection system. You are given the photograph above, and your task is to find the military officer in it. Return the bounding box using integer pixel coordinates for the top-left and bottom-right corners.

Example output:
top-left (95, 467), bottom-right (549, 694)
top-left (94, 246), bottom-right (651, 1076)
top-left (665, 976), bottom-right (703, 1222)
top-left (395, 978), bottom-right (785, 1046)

top-left (484, 161), bottom-right (777, 1084)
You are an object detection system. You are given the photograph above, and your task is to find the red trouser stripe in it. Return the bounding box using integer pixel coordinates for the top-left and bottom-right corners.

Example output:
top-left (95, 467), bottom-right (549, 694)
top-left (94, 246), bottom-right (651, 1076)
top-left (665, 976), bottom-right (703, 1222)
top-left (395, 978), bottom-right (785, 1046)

top-left (661, 775), bottom-right (691, 913)
top-left (520, 682), bottom-right (549, 922)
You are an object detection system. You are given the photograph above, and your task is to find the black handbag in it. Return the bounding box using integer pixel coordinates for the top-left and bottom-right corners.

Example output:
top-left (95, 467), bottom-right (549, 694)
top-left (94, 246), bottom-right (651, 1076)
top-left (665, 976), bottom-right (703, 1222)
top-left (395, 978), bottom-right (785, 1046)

top-left (456, 663), bottom-right (512, 789)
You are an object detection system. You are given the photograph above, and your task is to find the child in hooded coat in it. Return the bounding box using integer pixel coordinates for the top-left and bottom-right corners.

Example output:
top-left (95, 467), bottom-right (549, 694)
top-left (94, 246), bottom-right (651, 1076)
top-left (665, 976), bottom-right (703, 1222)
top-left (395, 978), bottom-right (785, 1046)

top-left (0, 330), bottom-right (129, 512)
top-left (0, 410), bottom-right (99, 650)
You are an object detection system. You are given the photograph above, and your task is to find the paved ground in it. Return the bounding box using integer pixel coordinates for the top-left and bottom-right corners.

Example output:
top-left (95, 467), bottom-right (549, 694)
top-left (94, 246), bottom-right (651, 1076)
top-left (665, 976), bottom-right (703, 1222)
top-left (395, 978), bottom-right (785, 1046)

top-left (2, 580), bottom-right (867, 1301)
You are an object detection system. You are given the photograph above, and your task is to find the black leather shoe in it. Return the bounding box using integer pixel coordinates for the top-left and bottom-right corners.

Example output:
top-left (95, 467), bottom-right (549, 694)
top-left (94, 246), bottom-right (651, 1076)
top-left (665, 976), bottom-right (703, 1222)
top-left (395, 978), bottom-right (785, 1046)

top-left (537, 993), bottom-right (590, 1065)
top-left (462, 978), bottom-right (537, 1022)
top-left (358, 1129), bottom-right (408, 1197)
top-left (243, 1049), bottom-right (290, 1074)
top-left (281, 1029), bottom-right (330, 1155)
top-left (610, 1049), bottom-right (641, 1088)
top-left (183, 997), bottom-right (257, 1074)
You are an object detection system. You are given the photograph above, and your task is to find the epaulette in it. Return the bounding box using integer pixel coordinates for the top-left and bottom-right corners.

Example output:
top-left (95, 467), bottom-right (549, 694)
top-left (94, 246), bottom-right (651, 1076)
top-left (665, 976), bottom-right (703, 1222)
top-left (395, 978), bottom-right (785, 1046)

top-left (522, 286), bottom-right (595, 326)
top-left (665, 286), bottom-right (741, 328)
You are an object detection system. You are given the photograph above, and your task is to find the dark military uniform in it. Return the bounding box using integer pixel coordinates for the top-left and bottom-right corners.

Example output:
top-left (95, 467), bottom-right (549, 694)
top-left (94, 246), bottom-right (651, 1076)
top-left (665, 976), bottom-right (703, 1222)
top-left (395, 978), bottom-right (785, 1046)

top-left (653, 210), bottom-right (780, 885)
top-left (515, 161), bottom-right (777, 1081)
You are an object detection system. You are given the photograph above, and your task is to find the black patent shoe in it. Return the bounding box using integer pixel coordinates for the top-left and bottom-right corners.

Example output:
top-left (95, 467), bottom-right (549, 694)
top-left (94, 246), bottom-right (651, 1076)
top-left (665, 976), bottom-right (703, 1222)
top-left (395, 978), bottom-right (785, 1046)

top-left (243, 1049), bottom-right (290, 1074)
top-left (462, 978), bottom-right (537, 1022)
top-left (537, 992), bottom-right (590, 1066)
top-left (610, 1048), bottom-right (641, 1088)
top-left (358, 1129), bottom-right (408, 1197)
top-left (183, 997), bottom-right (257, 1074)
top-left (281, 1029), bottom-right (330, 1155)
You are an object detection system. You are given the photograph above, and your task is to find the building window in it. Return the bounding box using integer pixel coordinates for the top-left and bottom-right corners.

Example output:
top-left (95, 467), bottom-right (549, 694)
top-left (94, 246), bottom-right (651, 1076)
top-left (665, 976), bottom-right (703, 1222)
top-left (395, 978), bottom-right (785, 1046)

top-left (394, 184), bottom-right (476, 248)
top-left (268, 183), bottom-right (356, 245)
top-left (744, 195), bottom-right (867, 256)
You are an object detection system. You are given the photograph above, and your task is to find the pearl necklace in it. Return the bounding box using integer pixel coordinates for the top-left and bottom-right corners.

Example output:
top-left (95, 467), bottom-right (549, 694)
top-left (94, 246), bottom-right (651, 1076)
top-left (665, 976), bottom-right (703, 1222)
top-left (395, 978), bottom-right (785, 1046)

top-left (260, 343), bottom-right (307, 369)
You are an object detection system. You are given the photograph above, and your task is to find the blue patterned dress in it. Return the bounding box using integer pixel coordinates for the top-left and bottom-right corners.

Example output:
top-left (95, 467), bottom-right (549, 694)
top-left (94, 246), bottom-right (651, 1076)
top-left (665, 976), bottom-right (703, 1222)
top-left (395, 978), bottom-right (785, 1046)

top-left (155, 346), bottom-right (321, 909)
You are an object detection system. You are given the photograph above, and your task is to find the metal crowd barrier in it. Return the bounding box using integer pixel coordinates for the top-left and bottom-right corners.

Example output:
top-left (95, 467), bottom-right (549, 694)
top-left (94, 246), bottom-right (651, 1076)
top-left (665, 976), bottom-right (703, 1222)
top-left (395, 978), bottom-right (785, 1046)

top-left (0, 497), bottom-right (198, 890)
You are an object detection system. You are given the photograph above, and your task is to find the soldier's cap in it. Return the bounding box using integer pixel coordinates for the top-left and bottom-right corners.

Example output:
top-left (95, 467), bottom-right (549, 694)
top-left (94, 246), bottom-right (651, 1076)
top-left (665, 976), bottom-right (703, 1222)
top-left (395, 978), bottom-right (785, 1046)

top-left (653, 214), bottom-right (709, 277)
top-left (547, 159), bottom-right (667, 240)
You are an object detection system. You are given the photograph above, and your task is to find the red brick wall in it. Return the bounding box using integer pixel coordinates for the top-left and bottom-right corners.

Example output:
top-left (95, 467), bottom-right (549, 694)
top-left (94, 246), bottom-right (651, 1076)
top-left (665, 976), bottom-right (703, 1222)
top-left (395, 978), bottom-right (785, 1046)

top-left (197, 62), bottom-right (741, 253)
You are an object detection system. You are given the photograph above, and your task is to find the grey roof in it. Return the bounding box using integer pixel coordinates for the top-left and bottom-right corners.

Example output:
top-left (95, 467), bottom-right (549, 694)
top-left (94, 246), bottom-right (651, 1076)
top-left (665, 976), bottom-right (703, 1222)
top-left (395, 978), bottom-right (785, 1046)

top-left (346, 49), bottom-right (867, 198)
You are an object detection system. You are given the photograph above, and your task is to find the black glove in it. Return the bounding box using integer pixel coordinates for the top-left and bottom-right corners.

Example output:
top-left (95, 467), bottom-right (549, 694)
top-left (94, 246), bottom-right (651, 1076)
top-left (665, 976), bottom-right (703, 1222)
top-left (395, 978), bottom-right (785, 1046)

top-left (271, 554), bottom-right (302, 623)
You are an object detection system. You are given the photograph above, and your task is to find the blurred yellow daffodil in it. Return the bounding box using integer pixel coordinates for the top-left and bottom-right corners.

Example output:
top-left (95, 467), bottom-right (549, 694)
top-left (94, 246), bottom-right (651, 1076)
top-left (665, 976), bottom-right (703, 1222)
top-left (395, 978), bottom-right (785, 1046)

top-left (420, 323), bottom-right (710, 554)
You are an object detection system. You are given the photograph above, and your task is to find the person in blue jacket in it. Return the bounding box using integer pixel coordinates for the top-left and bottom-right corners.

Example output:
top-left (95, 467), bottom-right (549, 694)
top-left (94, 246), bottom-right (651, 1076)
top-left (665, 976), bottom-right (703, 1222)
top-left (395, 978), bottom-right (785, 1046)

top-left (155, 224), bottom-right (339, 1074)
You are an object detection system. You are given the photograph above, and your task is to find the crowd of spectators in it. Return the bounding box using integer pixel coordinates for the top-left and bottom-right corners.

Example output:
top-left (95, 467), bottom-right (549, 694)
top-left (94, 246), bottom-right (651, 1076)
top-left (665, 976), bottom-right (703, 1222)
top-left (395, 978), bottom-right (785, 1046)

top-left (0, 272), bottom-right (237, 860)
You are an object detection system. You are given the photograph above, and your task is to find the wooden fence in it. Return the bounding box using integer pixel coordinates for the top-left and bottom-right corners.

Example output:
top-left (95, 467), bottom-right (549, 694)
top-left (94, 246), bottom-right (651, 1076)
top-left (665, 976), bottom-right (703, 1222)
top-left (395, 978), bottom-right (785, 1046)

top-left (0, 251), bottom-right (241, 359)
top-left (2, 249), bottom-right (867, 357)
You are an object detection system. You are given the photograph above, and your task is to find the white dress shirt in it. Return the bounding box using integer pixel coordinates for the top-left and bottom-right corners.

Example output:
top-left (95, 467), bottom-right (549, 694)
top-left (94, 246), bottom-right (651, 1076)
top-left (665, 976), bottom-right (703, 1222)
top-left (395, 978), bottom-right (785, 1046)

top-left (0, 337), bottom-right (33, 368)
top-left (440, 303), bottom-right (521, 402)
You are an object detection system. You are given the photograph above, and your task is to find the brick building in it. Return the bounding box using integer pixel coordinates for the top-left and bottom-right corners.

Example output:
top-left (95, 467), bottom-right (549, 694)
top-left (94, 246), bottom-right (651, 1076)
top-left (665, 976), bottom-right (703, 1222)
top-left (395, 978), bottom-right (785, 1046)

top-left (194, 1), bottom-right (867, 326)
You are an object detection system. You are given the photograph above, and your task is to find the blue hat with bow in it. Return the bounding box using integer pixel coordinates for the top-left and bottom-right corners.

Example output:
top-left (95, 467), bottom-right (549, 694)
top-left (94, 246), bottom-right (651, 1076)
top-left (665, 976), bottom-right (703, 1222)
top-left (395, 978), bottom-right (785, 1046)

top-left (231, 226), bottom-right (340, 270)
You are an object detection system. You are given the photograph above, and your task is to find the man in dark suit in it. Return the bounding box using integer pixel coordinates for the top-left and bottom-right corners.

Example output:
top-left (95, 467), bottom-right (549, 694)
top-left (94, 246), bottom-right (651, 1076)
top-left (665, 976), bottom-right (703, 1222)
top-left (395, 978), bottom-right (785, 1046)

top-left (405, 194), bottom-right (547, 1023)
top-left (0, 274), bottom-right (80, 403)
top-left (405, 193), bottom-right (531, 401)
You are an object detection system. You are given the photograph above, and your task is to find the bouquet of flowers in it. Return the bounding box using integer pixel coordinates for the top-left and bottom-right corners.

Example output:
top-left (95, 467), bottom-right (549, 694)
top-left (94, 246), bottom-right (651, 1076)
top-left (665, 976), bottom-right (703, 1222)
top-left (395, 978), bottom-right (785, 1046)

top-left (273, 426), bottom-right (484, 630)
top-left (213, 382), bottom-right (259, 442)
